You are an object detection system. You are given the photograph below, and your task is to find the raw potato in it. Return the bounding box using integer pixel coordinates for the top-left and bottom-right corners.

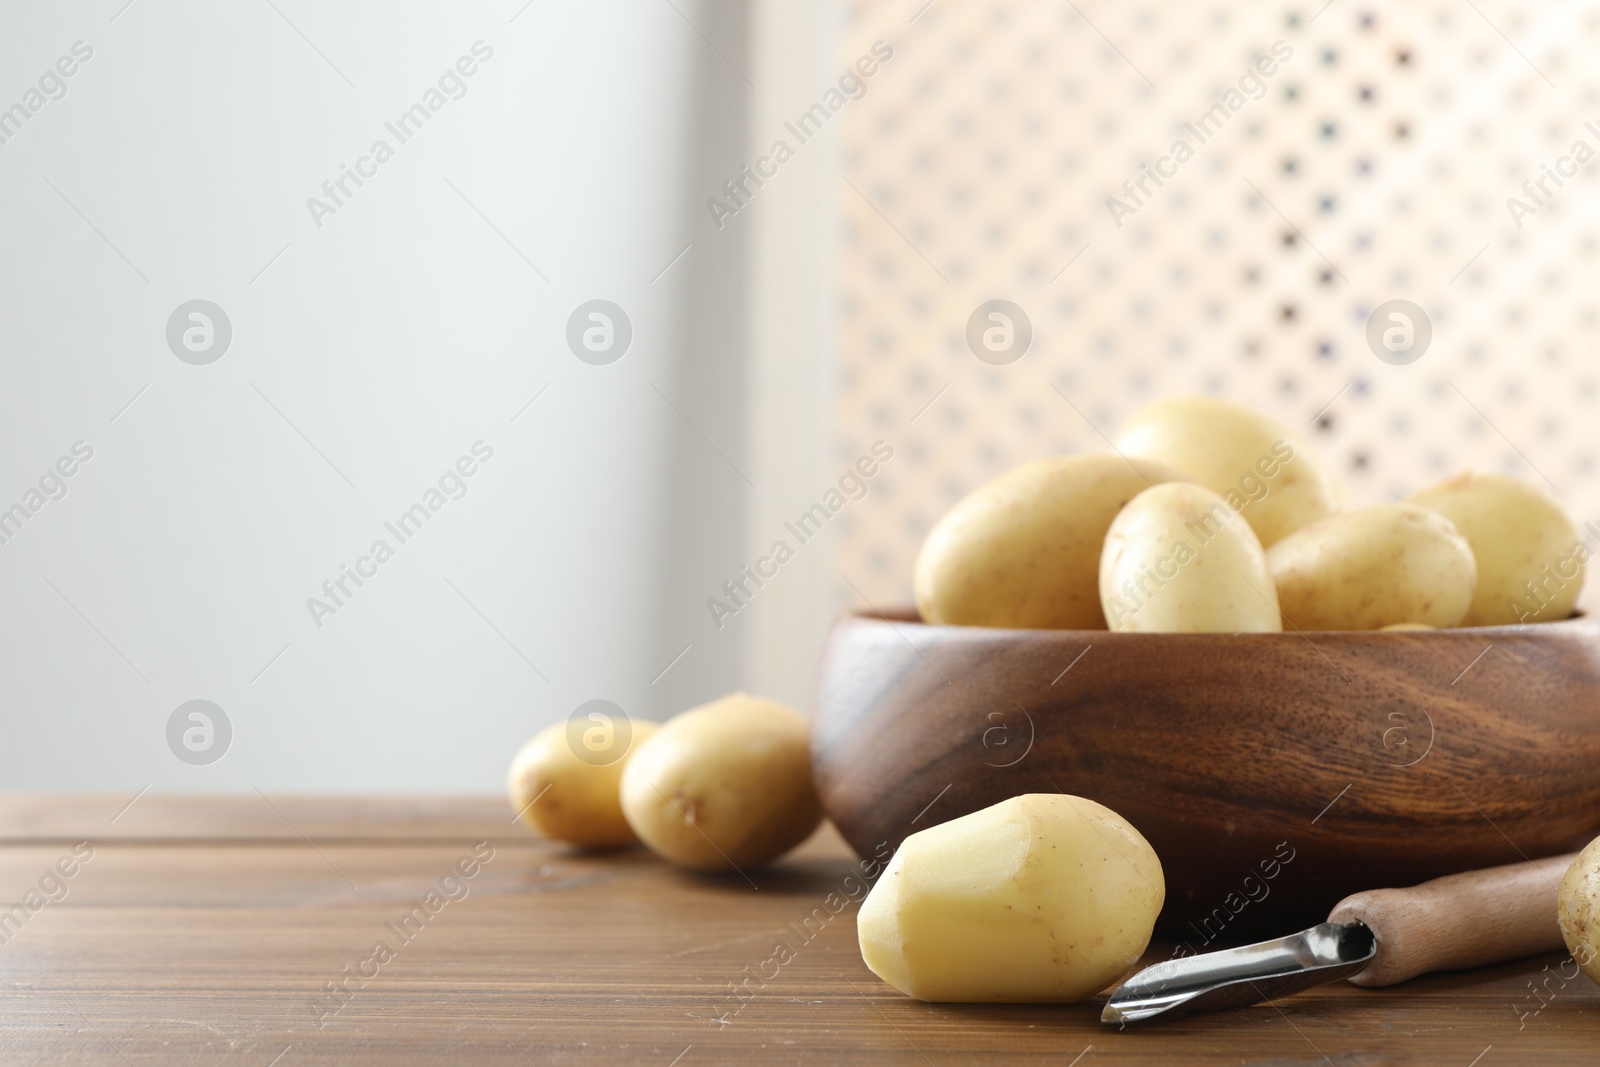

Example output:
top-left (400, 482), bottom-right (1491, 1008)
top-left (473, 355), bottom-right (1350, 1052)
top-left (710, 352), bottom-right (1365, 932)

top-left (1558, 835), bottom-right (1600, 984)
top-left (1099, 482), bottom-right (1282, 633)
top-left (914, 454), bottom-right (1186, 629)
top-left (857, 794), bottom-right (1164, 1002)
top-left (508, 718), bottom-right (659, 849)
top-left (620, 693), bottom-right (823, 871)
top-left (1408, 472), bottom-right (1587, 626)
top-left (1267, 504), bottom-right (1477, 630)
top-left (1116, 396), bottom-right (1341, 547)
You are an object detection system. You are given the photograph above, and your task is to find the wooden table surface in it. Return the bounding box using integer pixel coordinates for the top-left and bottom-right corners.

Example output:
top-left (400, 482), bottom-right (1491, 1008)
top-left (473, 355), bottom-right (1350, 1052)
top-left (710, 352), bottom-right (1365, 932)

top-left (2, 795), bottom-right (1596, 1065)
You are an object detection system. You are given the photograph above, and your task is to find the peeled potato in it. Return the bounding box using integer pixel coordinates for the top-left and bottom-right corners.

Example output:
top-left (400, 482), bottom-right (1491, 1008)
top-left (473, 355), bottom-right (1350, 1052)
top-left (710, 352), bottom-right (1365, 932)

top-left (857, 794), bottom-right (1164, 1002)
top-left (620, 693), bottom-right (822, 871)
top-left (508, 716), bottom-right (658, 848)
top-left (1115, 396), bottom-right (1340, 547)
top-left (1099, 482), bottom-right (1282, 632)
top-left (1267, 504), bottom-right (1477, 630)
top-left (1559, 836), bottom-right (1600, 983)
top-left (914, 454), bottom-right (1186, 629)
top-left (1408, 472), bottom-right (1587, 626)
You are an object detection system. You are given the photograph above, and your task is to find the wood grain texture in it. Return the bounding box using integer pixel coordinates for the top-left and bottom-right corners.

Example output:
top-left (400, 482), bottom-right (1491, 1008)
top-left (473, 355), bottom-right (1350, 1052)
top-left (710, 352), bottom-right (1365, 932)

top-left (811, 611), bottom-right (1600, 936)
top-left (1333, 853), bottom-right (1573, 988)
top-left (0, 795), bottom-right (1596, 1065)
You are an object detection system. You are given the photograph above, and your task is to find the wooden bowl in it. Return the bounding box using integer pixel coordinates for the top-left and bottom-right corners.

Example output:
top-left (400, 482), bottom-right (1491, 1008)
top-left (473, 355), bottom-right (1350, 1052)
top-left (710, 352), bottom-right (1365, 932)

top-left (811, 610), bottom-right (1600, 938)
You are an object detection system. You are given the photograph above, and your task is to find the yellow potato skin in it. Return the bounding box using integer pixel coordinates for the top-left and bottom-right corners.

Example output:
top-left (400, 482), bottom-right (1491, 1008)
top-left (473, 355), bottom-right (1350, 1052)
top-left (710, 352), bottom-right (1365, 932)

top-left (620, 693), bottom-right (823, 871)
top-left (1408, 472), bottom-right (1586, 626)
top-left (508, 720), bottom-right (659, 849)
top-left (914, 454), bottom-right (1186, 630)
top-left (1115, 396), bottom-right (1340, 547)
top-left (857, 794), bottom-right (1164, 1002)
top-left (1558, 836), bottom-right (1600, 983)
top-left (1099, 482), bottom-right (1282, 633)
top-left (1267, 504), bottom-right (1477, 630)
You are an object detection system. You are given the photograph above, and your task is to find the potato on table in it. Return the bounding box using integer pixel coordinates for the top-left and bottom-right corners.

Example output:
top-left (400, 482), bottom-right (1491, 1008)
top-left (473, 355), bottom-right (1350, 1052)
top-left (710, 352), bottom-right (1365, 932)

top-left (1559, 835), bottom-right (1600, 983)
top-left (857, 793), bottom-right (1164, 1002)
top-left (1267, 503), bottom-right (1477, 630)
top-left (620, 693), bottom-right (822, 871)
top-left (508, 717), bottom-right (658, 849)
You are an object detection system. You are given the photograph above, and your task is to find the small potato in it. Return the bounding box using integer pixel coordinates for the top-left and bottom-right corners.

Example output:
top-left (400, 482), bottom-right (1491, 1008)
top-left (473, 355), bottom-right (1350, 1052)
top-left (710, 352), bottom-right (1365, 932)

top-left (1099, 482), bottom-right (1282, 633)
top-left (914, 454), bottom-right (1186, 629)
top-left (1558, 835), bottom-right (1600, 984)
top-left (1115, 396), bottom-right (1341, 547)
top-left (1408, 472), bottom-right (1587, 626)
top-left (620, 693), bottom-right (822, 871)
top-left (1267, 504), bottom-right (1477, 630)
top-left (508, 716), bottom-right (659, 849)
top-left (857, 794), bottom-right (1164, 1002)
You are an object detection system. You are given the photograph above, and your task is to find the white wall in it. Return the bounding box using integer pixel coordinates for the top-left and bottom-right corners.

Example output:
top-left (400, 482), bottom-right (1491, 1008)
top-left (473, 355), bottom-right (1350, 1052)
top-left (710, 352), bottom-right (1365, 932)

top-left (741, 0), bottom-right (841, 712)
top-left (0, 0), bottom-right (803, 791)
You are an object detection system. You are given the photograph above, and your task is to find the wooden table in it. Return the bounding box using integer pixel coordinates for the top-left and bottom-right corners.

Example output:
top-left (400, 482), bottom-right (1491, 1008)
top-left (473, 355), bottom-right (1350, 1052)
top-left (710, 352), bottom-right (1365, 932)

top-left (2, 795), bottom-right (1595, 1065)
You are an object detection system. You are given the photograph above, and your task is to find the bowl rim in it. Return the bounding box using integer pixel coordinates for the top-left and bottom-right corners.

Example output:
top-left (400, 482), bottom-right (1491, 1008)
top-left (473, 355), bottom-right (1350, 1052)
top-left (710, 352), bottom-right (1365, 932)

top-left (837, 606), bottom-right (1592, 638)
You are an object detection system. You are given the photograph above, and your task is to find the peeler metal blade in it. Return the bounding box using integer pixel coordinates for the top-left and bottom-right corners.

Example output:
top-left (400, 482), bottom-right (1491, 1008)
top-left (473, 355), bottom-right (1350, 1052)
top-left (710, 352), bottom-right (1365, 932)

top-left (1101, 921), bottom-right (1377, 1024)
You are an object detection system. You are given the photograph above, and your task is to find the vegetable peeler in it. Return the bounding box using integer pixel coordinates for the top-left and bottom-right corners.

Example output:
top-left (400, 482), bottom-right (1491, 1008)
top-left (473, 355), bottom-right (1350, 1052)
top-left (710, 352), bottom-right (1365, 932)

top-left (1103, 851), bottom-right (1575, 1023)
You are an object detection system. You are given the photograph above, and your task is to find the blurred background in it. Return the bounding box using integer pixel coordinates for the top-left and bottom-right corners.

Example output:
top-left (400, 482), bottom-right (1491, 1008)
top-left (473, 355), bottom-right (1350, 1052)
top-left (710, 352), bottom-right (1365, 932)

top-left (2, 0), bottom-right (1595, 791)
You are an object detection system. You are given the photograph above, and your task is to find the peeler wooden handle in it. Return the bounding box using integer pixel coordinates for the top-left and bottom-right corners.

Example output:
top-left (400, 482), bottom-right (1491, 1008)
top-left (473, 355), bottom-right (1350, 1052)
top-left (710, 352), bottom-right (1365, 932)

top-left (1328, 852), bottom-right (1575, 987)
